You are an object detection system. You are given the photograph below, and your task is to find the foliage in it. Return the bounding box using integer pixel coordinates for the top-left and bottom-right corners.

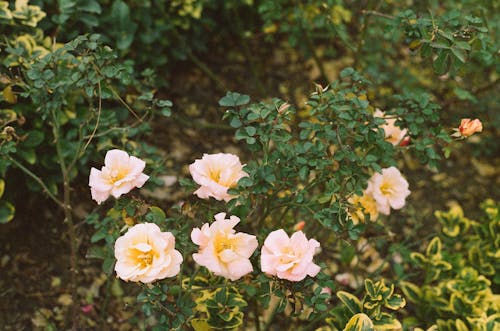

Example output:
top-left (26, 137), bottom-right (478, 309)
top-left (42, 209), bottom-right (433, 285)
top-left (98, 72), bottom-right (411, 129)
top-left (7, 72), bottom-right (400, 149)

top-left (401, 200), bottom-right (500, 330)
top-left (0, 0), bottom-right (498, 330)
top-left (0, 1), bottom-right (171, 222)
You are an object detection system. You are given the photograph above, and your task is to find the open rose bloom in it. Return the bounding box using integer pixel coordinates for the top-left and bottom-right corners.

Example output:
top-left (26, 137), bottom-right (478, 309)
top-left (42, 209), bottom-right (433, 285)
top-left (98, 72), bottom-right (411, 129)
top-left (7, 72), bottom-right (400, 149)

top-left (458, 118), bottom-right (483, 137)
top-left (374, 109), bottom-right (408, 146)
top-left (261, 230), bottom-right (321, 282)
top-left (89, 149), bottom-right (149, 204)
top-left (191, 213), bottom-right (258, 281)
top-left (366, 166), bottom-right (410, 215)
top-left (114, 223), bottom-right (183, 283)
top-left (189, 153), bottom-right (248, 202)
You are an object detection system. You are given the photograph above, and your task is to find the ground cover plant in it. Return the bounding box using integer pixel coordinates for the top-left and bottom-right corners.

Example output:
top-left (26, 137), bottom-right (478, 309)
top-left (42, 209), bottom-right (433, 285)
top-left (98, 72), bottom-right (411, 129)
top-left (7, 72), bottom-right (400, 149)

top-left (0, 0), bottom-right (498, 330)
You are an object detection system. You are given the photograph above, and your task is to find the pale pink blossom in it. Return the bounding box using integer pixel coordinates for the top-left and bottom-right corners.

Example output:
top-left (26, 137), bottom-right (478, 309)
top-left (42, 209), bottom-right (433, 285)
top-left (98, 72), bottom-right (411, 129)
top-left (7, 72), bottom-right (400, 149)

top-left (366, 167), bottom-right (410, 215)
top-left (191, 213), bottom-right (258, 281)
top-left (261, 230), bottom-right (321, 282)
top-left (114, 223), bottom-right (183, 283)
top-left (89, 149), bottom-right (149, 204)
top-left (458, 118), bottom-right (482, 137)
top-left (374, 109), bottom-right (408, 146)
top-left (189, 153), bottom-right (248, 202)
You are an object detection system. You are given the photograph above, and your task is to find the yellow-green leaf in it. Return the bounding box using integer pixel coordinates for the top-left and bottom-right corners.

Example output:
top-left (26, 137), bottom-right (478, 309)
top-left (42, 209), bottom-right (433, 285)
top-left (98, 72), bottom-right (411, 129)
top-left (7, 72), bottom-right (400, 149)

top-left (426, 237), bottom-right (442, 257)
top-left (191, 318), bottom-right (211, 331)
top-left (0, 200), bottom-right (15, 223)
top-left (343, 313), bottom-right (374, 331)
top-left (337, 291), bottom-right (362, 314)
top-left (2, 86), bottom-right (17, 104)
top-left (0, 179), bottom-right (4, 199)
top-left (400, 281), bottom-right (421, 303)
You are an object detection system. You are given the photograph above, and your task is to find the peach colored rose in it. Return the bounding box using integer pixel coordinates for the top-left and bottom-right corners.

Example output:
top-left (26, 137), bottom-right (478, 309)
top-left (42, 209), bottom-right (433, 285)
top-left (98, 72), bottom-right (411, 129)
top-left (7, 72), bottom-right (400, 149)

top-left (366, 166), bottom-right (410, 215)
top-left (189, 153), bottom-right (248, 202)
top-left (458, 118), bottom-right (482, 137)
top-left (348, 191), bottom-right (379, 224)
top-left (261, 230), bottom-right (321, 282)
top-left (114, 223), bottom-right (183, 283)
top-left (191, 213), bottom-right (258, 281)
top-left (89, 149), bottom-right (149, 204)
top-left (374, 109), bottom-right (408, 146)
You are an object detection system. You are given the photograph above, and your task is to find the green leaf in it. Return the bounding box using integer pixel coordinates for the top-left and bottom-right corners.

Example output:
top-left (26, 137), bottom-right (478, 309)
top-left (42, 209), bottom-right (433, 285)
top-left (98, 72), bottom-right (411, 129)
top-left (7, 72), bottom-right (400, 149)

top-left (430, 42), bottom-right (450, 49)
top-left (218, 92), bottom-right (250, 107)
top-left (433, 52), bottom-right (450, 74)
top-left (23, 130), bottom-right (45, 148)
top-left (145, 206), bottom-right (166, 223)
top-left (245, 126), bottom-right (257, 136)
top-left (0, 200), bottom-right (15, 224)
top-left (451, 47), bottom-right (467, 63)
top-left (229, 117), bottom-right (242, 128)
top-left (0, 179), bottom-right (4, 199)
top-left (337, 291), bottom-right (362, 314)
top-left (343, 313), bottom-right (374, 331)
top-left (454, 41), bottom-right (471, 51)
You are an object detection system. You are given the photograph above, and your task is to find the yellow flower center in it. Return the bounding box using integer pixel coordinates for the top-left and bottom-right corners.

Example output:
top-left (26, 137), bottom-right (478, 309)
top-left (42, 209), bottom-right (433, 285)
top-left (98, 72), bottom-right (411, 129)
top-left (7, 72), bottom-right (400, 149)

top-left (380, 182), bottom-right (393, 196)
top-left (214, 236), bottom-right (233, 254)
top-left (208, 168), bottom-right (222, 183)
top-left (130, 245), bottom-right (155, 268)
top-left (108, 167), bottom-right (129, 184)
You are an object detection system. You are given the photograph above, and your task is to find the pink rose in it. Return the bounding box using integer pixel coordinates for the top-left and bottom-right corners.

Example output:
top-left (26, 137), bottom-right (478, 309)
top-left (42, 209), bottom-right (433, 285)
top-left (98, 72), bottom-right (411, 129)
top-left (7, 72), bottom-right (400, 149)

top-left (189, 153), bottom-right (248, 202)
top-left (191, 213), bottom-right (258, 281)
top-left (261, 230), bottom-right (321, 282)
top-left (89, 149), bottom-right (149, 204)
top-left (114, 223), bottom-right (183, 283)
top-left (366, 166), bottom-right (410, 215)
top-left (374, 109), bottom-right (408, 146)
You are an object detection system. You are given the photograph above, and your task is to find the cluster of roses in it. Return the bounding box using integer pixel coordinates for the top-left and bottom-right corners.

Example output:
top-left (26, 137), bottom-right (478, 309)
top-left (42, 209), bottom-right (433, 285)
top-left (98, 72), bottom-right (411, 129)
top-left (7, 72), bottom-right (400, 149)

top-left (89, 150), bottom-right (321, 283)
top-left (87, 114), bottom-right (481, 284)
top-left (347, 114), bottom-right (482, 223)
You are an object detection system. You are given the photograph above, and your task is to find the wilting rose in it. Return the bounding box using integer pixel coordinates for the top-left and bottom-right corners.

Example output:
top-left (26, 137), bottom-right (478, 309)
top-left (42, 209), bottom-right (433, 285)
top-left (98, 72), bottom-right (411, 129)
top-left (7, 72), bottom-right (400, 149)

top-left (114, 223), bottom-right (183, 283)
top-left (348, 191), bottom-right (379, 224)
top-left (191, 213), bottom-right (258, 281)
top-left (458, 118), bottom-right (482, 137)
top-left (261, 230), bottom-right (321, 282)
top-left (189, 153), bottom-right (248, 202)
top-left (366, 166), bottom-right (410, 215)
top-left (374, 109), bottom-right (408, 146)
top-left (89, 149), bottom-right (149, 204)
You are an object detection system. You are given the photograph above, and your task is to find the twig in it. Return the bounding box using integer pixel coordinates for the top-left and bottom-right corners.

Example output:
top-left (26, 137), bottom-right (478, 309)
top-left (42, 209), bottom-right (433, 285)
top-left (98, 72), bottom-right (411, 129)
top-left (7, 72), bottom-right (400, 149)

top-left (82, 79), bottom-right (102, 152)
top-left (7, 156), bottom-right (65, 208)
top-left (51, 110), bottom-right (79, 331)
top-left (361, 10), bottom-right (395, 20)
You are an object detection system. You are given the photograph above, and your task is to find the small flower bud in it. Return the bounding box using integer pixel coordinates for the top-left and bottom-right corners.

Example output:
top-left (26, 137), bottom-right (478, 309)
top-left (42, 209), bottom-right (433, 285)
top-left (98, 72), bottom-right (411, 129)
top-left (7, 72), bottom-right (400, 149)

top-left (458, 118), bottom-right (482, 137)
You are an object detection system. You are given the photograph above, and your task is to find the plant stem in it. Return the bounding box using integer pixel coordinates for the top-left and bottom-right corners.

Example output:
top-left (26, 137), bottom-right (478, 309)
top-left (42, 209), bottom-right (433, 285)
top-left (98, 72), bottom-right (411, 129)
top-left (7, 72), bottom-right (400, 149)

top-left (171, 29), bottom-right (228, 91)
top-left (231, 8), bottom-right (267, 96)
top-left (51, 111), bottom-right (79, 330)
top-left (254, 299), bottom-right (261, 331)
top-left (302, 28), bottom-right (329, 84)
top-left (7, 156), bottom-right (65, 208)
top-left (186, 50), bottom-right (228, 91)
